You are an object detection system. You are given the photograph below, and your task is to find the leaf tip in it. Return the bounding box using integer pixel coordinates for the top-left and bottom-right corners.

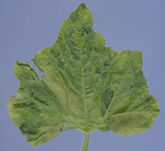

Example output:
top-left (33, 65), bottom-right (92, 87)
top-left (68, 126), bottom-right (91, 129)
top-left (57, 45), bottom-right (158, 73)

top-left (78, 2), bottom-right (87, 9)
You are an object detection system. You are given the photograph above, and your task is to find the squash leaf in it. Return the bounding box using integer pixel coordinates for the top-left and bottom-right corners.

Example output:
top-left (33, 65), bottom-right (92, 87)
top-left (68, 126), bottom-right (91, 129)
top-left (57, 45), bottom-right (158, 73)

top-left (8, 2), bottom-right (159, 148)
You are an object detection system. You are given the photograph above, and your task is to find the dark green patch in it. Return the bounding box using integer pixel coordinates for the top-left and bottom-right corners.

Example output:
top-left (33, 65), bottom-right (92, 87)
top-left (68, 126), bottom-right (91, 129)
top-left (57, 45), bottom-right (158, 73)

top-left (104, 61), bottom-right (109, 66)
top-left (57, 58), bottom-right (65, 69)
top-left (20, 124), bottom-right (37, 135)
top-left (33, 95), bottom-right (49, 106)
top-left (101, 88), bottom-right (114, 116)
top-left (96, 67), bottom-right (101, 74)
top-left (101, 71), bottom-right (108, 78)
top-left (80, 26), bottom-right (92, 36)
top-left (70, 12), bottom-right (79, 22)
top-left (13, 102), bottom-right (34, 108)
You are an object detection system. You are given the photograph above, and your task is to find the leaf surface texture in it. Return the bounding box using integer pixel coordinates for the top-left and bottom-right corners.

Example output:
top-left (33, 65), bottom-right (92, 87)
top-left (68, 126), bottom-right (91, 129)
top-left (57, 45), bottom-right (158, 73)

top-left (8, 3), bottom-right (159, 145)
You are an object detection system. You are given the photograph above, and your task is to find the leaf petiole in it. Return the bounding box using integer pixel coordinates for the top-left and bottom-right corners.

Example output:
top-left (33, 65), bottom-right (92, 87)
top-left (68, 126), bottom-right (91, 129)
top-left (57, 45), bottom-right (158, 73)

top-left (81, 132), bottom-right (90, 151)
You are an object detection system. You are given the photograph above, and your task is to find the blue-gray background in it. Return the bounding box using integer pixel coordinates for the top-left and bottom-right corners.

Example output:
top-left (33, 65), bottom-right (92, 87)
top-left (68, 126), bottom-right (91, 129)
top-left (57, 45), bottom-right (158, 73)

top-left (0, 0), bottom-right (164, 151)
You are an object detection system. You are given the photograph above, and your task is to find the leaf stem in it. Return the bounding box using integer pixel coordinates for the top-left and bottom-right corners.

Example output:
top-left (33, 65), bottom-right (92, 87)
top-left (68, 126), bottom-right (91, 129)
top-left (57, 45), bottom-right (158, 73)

top-left (81, 132), bottom-right (90, 151)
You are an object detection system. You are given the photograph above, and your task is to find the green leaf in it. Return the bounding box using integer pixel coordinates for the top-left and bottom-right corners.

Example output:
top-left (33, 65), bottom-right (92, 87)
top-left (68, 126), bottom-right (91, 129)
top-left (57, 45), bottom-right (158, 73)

top-left (8, 2), bottom-right (159, 149)
top-left (8, 61), bottom-right (72, 145)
